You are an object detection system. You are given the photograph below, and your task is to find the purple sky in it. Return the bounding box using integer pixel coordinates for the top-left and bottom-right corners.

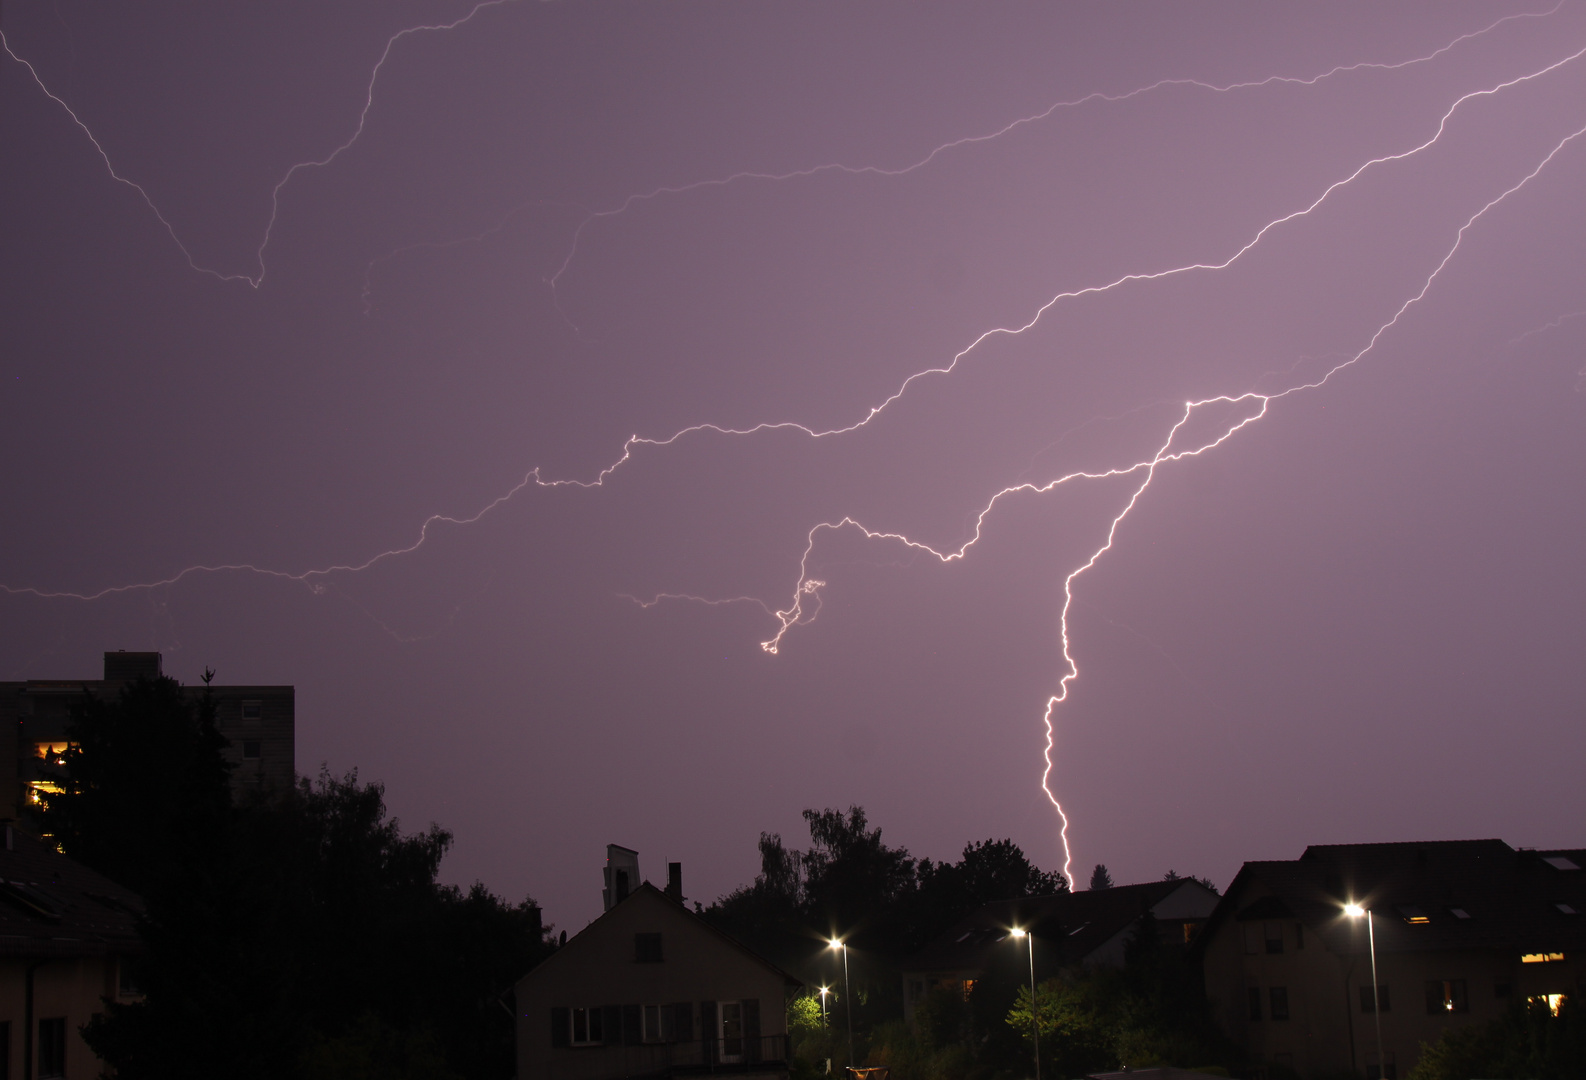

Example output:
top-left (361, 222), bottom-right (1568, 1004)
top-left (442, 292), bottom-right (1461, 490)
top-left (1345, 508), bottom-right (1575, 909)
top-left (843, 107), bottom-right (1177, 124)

top-left (4, 1), bottom-right (1584, 932)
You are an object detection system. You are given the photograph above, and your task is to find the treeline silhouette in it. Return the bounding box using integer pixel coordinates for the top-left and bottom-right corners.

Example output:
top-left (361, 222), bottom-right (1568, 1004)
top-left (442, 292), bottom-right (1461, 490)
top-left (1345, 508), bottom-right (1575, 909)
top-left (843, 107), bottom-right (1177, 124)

top-left (37, 676), bottom-right (551, 1080)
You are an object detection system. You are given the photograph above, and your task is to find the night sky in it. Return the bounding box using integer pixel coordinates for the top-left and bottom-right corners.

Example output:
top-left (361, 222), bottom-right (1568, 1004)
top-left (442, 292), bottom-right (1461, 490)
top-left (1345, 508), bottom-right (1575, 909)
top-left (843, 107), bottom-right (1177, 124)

top-left (4, 1), bottom-right (1584, 932)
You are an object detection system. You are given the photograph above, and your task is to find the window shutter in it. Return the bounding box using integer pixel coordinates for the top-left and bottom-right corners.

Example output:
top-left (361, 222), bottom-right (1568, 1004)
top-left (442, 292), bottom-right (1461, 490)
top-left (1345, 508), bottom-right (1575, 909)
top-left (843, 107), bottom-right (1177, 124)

top-left (672, 1002), bottom-right (693, 1043)
top-left (551, 1007), bottom-right (570, 1048)
top-left (624, 1004), bottom-right (642, 1046)
top-left (700, 1001), bottom-right (718, 1062)
top-left (603, 1005), bottom-right (622, 1045)
top-left (743, 998), bottom-right (761, 1062)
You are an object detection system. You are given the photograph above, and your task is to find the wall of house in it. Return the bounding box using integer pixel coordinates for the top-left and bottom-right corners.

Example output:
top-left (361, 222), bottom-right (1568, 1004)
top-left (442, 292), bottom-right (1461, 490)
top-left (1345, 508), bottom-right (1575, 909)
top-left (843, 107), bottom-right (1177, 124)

top-left (517, 890), bottom-right (790, 1080)
top-left (0, 952), bottom-right (135, 1079)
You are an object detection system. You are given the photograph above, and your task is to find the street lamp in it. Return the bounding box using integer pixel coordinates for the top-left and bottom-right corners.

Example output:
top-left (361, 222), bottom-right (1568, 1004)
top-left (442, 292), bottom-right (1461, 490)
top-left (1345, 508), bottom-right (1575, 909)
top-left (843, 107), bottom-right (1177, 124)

top-left (1011, 928), bottom-right (1040, 1080)
top-left (1345, 903), bottom-right (1386, 1080)
top-left (829, 939), bottom-right (855, 1071)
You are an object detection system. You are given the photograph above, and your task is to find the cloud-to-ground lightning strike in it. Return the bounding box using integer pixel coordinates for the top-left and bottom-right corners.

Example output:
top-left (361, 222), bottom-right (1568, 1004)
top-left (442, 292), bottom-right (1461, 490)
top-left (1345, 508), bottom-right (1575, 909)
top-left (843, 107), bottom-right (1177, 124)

top-left (6, 12), bottom-right (1585, 882)
top-left (0, 3), bottom-right (1557, 292)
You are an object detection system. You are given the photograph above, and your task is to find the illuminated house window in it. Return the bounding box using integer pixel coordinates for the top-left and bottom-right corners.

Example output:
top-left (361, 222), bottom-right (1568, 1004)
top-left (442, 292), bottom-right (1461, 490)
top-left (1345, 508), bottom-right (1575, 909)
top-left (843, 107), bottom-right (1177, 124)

top-left (1521, 952), bottom-right (1565, 964)
top-left (1425, 979), bottom-right (1468, 1014)
top-left (1397, 905), bottom-right (1430, 925)
top-left (33, 742), bottom-right (69, 766)
top-left (1531, 993), bottom-right (1567, 1016)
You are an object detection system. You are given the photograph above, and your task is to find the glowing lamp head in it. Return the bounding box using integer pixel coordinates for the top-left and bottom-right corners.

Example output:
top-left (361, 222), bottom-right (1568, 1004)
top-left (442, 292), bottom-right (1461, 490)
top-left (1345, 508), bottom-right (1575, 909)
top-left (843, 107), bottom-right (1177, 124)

top-left (1009, 927), bottom-right (1028, 938)
top-left (828, 938), bottom-right (843, 951)
top-left (819, 986), bottom-right (829, 996)
top-left (1344, 903), bottom-right (1366, 918)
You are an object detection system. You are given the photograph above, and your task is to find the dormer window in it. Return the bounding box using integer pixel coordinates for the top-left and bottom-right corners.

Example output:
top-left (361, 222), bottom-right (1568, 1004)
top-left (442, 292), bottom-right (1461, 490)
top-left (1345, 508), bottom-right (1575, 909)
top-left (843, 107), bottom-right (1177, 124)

top-left (1543, 856), bottom-right (1579, 871)
top-left (1448, 908), bottom-right (1470, 920)
top-left (1398, 906), bottom-right (1429, 925)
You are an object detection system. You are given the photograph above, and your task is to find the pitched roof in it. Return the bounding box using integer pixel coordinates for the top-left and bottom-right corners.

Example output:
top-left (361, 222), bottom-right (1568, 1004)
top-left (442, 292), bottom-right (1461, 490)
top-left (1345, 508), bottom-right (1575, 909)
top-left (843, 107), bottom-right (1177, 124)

top-left (906, 881), bottom-right (1208, 973)
top-left (0, 828), bottom-right (143, 957)
top-left (519, 882), bottom-right (801, 987)
top-left (1201, 839), bottom-right (1586, 957)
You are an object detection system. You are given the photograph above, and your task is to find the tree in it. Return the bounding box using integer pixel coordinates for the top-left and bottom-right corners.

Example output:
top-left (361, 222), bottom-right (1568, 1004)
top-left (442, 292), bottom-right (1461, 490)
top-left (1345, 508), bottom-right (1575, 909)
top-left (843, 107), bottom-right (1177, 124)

top-left (1090, 863), bottom-right (1114, 890)
top-left (1408, 997), bottom-right (1586, 1080)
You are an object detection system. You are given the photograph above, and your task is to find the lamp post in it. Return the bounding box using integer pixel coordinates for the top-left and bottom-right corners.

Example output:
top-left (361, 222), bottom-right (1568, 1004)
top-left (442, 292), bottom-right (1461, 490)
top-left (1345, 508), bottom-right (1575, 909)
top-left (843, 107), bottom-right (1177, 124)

top-left (1011, 928), bottom-right (1040, 1080)
top-left (829, 939), bottom-right (855, 1072)
top-left (1345, 903), bottom-right (1385, 1080)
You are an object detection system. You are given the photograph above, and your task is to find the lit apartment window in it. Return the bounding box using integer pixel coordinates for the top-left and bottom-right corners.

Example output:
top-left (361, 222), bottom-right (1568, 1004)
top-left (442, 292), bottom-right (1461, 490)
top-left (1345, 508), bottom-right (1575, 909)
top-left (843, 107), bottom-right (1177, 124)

top-left (1247, 987), bottom-right (1262, 1021)
top-left (38, 1017), bottom-right (66, 1078)
top-left (1268, 986), bottom-right (1290, 1021)
top-left (1425, 979), bottom-right (1468, 1014)
top-left (635, 932), bottom-right (663, 962)
top-left (1521, 952), bottom-right (1565, 964)
top-left (1531, 993), bottom-right (1567, 1016)
top-left (241, 700), bottom-right (263, 720)
top-left (1360, 984), bottom-right (1390, 1013)
top-left (1397, 905), bottom-right (1430, 925)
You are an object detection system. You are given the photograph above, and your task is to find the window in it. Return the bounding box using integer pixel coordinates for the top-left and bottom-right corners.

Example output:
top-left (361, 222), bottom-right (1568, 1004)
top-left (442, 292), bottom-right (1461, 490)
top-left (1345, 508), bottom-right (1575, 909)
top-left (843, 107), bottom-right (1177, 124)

top-left (1398, 905), bottom-right (1429, 925)
top-left (1264, 922), bottom-right (1283, 954)
top-left (634, 932), bottom-right (663, 962)
top-left (1268, 986), bottom-right (1290, 1021)
top-left (241, 700), bottom-right (262, 720)
top-left (118, 956), bottom-right (143, 997)
top-left (1247, 987), bottom-right (1262, 1021)
top-left (1243, 924), bottom-right (1260, 955)
top-left (38, 1017), bottom-right (66, 1079)
top-left (242, 740), bottom-right (261, 760)
top-left (1531, 993), bottom-right (1567, 1016)
top-left (571, 1006), bottom-right (604, 1045)
top-left (1360, 984), bottom-right (1390, 1013)
top-left (1449, 907), bottom-right (1471, 919)
top-left (643, 1004), bottom-right (667, 1043)
top-left (1555, 903), bottom-right (1579, 915)
top-left (1521, 952), bottom-right (1565, 964)
top-left (1366, 1053), bottom-right (1397, 1080)
top-left (1543, 856), bottom-right (1580, 871)
top-left (720, 1001), bottom-right (744, 1060)
top-left (1426, 979), bottom-right (1468, 1014)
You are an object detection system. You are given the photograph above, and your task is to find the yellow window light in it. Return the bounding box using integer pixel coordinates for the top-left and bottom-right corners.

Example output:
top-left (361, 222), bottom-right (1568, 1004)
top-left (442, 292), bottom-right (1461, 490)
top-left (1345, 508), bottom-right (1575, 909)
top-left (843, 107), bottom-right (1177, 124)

top-left (1521, 952), bottom-right (1565, 964)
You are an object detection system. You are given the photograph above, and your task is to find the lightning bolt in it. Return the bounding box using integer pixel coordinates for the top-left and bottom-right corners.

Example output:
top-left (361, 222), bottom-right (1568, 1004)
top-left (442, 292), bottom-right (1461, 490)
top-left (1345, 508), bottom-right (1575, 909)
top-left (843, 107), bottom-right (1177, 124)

top-left (0, 3), bottom-right (1557, 291)
top-left (6, 10), bottom-right (1584, 881)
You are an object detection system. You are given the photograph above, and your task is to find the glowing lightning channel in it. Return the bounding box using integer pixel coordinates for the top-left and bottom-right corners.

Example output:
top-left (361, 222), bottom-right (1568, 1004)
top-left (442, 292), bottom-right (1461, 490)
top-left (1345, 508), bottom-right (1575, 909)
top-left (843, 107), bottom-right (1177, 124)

top-left (544, 3), bottom-right (1562, 289)
top-left (747, 116), bottom-right (1586, 884)
top-left (0, 0), bottom-right (518, 287)
top-left (0, 3), bottom-right (1554, 291)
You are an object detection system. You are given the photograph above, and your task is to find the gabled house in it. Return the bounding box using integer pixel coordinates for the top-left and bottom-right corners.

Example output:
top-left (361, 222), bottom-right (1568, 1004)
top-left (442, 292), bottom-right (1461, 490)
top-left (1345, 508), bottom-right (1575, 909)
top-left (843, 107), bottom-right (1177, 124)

top-left (1198, 839), bottom-right (1586, 1079)
top-left (901, 879), bottom-right (1220, 1022)
top-left (515, 881), bottom-right (801, 1080)
top-left (0, 825), bottom-right (144, 1080)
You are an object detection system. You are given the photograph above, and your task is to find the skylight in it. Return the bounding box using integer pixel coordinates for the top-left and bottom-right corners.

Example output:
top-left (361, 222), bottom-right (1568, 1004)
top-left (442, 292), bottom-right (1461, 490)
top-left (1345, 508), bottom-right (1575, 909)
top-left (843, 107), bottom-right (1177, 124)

top-left (1543, 856), bottom-right (1580, 871)
top-left (1398, 905), bottom-right (1430, 924)
top-left (1449, 908), bottom-right (1471, 919)
top-left (1555, 903), bottom-right (1579, 915)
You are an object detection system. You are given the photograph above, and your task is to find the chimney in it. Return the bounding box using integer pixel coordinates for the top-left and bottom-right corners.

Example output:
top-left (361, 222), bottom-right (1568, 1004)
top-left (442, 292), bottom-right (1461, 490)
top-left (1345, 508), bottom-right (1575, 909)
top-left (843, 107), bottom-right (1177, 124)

top-left (666, 862), bottom-right (683, 902)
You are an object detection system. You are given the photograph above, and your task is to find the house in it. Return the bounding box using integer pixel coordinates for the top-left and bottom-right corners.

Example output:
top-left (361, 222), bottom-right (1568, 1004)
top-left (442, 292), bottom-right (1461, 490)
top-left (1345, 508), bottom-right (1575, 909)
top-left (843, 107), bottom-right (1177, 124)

top-left (0, 650), bottom-right (294, 815)
top-left (901, 879), bottom-right (1220, 1022)
top-left (1198, 839), bottom-right (1586, 1079)
top-left (0, 824), bottom-right (144, 1079)
top-left (515, 864), bottom-right (800, 1080)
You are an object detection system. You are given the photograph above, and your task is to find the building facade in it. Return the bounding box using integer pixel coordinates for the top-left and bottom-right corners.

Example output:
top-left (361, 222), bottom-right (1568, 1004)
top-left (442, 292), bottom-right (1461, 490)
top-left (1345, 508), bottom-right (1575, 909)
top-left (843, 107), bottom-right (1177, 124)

top-left (1199, 839), bottom-right (1586, 1079)
top-left (516, 882), bottom-right (799, 1080)
top-left (0, 651), bottom-right (294, 817)
top-left (0, 825), bottom-right (144, 1079)
top-left (902, 879), bottom-right (1221, 1023)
